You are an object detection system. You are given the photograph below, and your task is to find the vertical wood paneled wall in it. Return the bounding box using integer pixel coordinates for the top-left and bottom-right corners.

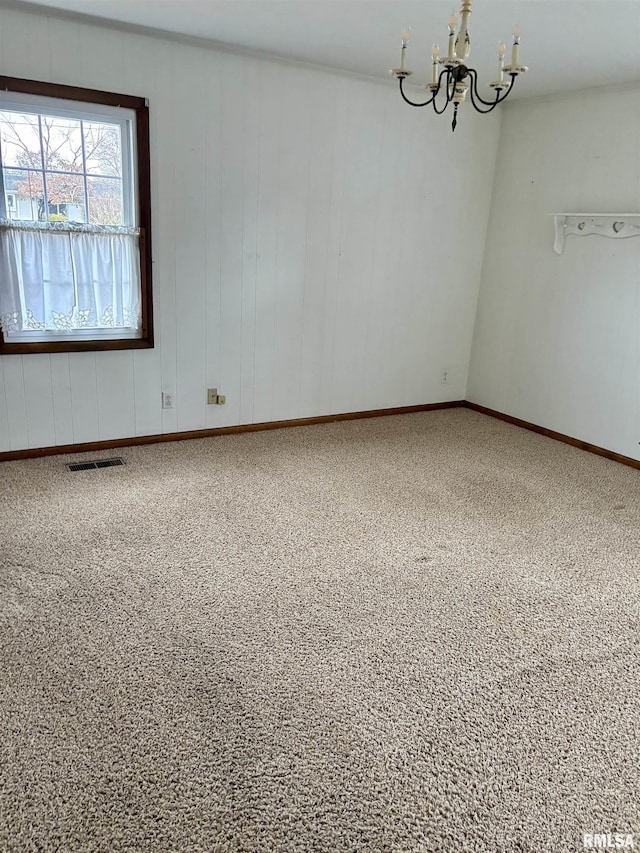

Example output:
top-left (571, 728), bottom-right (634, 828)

top-left (0, 6), bottom-right (500, 452)
top-left (468, 88), bottom-right (640, 461)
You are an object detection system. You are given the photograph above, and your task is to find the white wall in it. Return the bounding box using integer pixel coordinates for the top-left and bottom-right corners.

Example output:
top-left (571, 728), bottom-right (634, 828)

top-left (468, 86), bottom-right (640, 461)
top-left (0, 6), bottom-right (500, 452)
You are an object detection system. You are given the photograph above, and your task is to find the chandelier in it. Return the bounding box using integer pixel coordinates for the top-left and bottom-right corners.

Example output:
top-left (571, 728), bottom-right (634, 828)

top-left (390, 0), bottom-right (528, 132)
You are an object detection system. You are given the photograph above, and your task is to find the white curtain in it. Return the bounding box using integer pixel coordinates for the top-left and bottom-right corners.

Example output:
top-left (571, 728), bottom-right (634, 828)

top-left (0, 222), bottom-right (141, 335)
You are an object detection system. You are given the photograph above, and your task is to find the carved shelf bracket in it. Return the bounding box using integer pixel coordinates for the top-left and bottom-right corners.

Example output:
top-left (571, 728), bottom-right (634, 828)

top-left (552, 213), bottom-right (640, 254)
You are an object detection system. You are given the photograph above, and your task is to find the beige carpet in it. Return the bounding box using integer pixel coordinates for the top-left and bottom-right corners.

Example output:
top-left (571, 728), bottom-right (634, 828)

top-left (1, 409), bottom-right (638, 852)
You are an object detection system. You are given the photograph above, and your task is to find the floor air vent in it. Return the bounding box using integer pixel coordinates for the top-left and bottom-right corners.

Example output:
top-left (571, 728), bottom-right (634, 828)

top-left (95, 458), bottom-right (125, 469)
top-left (67, 458), bottom-right (125, 472)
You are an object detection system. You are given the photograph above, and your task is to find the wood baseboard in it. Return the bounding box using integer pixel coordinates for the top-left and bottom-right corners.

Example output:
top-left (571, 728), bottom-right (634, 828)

top-left (3, 399), bottom-right (638, 470)
top-left (464, 401), bottom-right (640, 471)
top-left (0, 400), bottom-right (464, 462)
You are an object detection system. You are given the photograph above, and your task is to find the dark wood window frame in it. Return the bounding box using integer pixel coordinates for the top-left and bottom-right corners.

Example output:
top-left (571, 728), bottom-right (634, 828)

top-left (0, 76), bottom-right (153, 355)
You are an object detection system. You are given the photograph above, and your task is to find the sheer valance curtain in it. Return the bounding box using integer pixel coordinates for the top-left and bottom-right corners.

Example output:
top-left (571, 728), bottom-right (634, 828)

top-left (0, 221), bottom-right (141, 335)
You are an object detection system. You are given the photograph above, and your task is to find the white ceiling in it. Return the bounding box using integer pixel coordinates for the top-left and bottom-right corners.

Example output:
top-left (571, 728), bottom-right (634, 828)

top-left (5, 0), bottom-right (640, 100)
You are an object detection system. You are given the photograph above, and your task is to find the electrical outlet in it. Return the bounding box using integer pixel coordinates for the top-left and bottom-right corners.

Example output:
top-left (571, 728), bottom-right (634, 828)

top-left (207, 388), bottom-right (218, 405)
top-left (162, 392), bottom-right (175, 409)
top-left (441, 370), bottom-right (449, 384)
top-left (217, 395), bottom-right (226, 405)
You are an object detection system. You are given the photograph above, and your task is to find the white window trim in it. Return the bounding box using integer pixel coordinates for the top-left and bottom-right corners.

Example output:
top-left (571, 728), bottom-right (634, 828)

top-left (8, 328), bottom-right (141, 343)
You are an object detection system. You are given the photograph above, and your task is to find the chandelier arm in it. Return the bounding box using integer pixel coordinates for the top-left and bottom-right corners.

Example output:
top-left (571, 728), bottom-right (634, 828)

top-left (446, 68), bottom-right (456, 104)
top-left (469, 86), bottom-right (501, 114)
top-left (432, 68), bottom-right (456, 113)
top-left (431, 68), bottom-right (455, 113)
top-left (499, 73), bottom-right (518, 103)
top-left (432, 92), bottom-right (451, 115)
top-left (398, 76), bottom-right (437, 108)
top-left (467, 69), bottom-right (517, 110)
top-left (467, 68), bottom-right (501, 108)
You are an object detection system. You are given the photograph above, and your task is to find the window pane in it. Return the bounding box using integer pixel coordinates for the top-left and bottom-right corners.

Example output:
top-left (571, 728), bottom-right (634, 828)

top-left (87, 176), bottom-right (123, 225)
top-left (2, 167), bottom-right (43, 221)
top-left (0, 111), bottom-right (43, 169)
top-left (45, 170), bottom-right (86, 222)
top-left (83, 122), bottom-right (122, 178)
top-left (39, 115), bottom-right (84, 173)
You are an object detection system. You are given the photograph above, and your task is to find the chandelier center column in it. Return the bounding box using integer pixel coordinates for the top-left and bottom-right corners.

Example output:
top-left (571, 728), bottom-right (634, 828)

top-left (455, 0), bottom-right (473, 61)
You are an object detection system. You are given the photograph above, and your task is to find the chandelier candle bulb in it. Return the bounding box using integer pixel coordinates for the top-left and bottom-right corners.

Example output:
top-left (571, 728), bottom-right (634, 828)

top-left (432, 44), bottom-right (439, 83)
top-left (400, 27), bottom-right (410, 70)
top-left (498, 41), bottom-right (505, 81)
top-left (512, 25), bottom-right (521, 66)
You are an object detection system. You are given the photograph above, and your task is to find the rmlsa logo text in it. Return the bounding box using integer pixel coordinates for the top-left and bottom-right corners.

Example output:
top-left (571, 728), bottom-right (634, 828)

top-left (583, 834), bottom-right (635, 850)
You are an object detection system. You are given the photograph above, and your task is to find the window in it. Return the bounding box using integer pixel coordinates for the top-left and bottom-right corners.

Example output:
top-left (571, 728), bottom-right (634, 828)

top-left (0, 77), bottom-right (153, 353)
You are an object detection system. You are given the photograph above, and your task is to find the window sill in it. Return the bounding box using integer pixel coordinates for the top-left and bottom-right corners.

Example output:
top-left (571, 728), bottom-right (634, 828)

top-left (0, 333), bottom-right (154, 355)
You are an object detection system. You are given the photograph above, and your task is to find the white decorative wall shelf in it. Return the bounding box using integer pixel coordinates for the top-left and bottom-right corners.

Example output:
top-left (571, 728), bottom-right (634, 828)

top-left (552, 213), bottom-right (640, 254)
